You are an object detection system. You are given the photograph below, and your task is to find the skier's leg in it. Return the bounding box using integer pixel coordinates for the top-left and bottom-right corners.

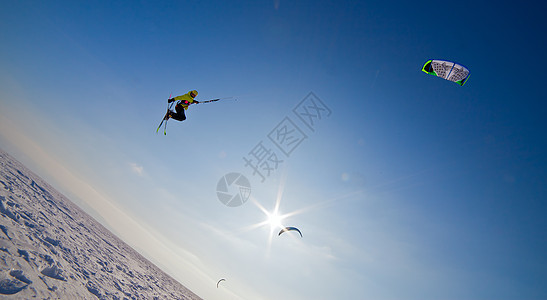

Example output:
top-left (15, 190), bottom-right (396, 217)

top-left (171, 104), bottom-right (187, 121)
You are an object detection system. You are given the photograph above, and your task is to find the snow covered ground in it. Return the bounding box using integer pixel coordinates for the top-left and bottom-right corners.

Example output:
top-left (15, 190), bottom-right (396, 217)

top-left (0, 149), bottom-right (202, 299)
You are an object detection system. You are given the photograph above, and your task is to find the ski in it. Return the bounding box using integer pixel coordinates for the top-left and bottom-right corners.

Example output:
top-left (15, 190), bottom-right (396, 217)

top-left (156, 120), bottom-right (164, 133)
top-left (162, 109), bottom-right (170, 135)
top-left (156, 110), bottom-right (170, 135)
top-left (156, 94), bottom-right (173, 135)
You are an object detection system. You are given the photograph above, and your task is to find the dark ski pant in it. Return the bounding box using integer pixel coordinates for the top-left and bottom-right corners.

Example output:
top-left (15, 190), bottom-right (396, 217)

top-left (170, 104), bottom-right (187, 121)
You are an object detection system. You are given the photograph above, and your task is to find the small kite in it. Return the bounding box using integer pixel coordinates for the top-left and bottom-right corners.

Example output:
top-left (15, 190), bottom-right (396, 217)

top-left (278, 227), bottom-right (302, 237)
top-left (217, 278), bottom-right (226, 288)
top-left (422, 59), bottom-right (470, 86)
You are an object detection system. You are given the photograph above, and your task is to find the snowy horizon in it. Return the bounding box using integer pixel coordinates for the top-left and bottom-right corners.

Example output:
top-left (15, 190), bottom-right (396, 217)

top-left (0, 149), bottom-right (202, 299)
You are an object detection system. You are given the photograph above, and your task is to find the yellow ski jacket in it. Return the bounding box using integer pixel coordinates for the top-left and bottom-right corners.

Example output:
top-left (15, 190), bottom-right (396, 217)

top-left (173, 91), bottom-right (197, 110)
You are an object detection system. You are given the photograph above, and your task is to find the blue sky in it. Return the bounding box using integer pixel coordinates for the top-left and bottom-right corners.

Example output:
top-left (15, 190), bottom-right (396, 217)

top-left (1, 1), bottom-right (546, 299)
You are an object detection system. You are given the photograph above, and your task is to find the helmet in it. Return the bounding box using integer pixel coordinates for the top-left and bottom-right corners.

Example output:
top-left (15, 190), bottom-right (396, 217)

top-left (190, 90), bottom-right (198, 97)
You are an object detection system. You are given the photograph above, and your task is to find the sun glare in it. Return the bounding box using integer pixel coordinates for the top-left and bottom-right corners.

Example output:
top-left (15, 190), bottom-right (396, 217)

top-left (266, 211), bottom-right (284, 230)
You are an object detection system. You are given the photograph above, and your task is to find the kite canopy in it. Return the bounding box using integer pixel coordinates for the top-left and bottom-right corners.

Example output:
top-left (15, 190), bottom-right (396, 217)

top-left (422, 59), bottom-right (470, 86)
top-left (278, 227), bottom-right (302, 237)
top-left (217, 278), bottom-right (226, 288)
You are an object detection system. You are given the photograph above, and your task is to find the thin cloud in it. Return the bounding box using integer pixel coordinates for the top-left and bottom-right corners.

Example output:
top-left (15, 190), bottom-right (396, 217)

top-left (129, 162), bottom-right (144, 176)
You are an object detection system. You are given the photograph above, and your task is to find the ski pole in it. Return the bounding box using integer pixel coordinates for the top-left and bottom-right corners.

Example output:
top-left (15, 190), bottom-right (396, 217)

top-left (198, 99), bottom-right (220, 104)
top-left (196, 97), bottom-right (238, 104)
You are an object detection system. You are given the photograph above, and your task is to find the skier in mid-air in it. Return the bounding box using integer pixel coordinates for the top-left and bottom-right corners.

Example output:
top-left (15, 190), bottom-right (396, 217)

top-left (157, 90), bottom-right (231, 134)
top-left (164, 90), bottom-right (200, 122)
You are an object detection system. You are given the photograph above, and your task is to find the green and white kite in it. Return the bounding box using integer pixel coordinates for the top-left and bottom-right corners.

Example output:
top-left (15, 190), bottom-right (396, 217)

top-left (422, 59), bottom-right (470, 86)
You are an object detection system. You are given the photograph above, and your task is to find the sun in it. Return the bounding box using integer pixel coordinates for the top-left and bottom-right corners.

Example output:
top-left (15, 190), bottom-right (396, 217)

top-left (265, 211), bottom-right (284, 231)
